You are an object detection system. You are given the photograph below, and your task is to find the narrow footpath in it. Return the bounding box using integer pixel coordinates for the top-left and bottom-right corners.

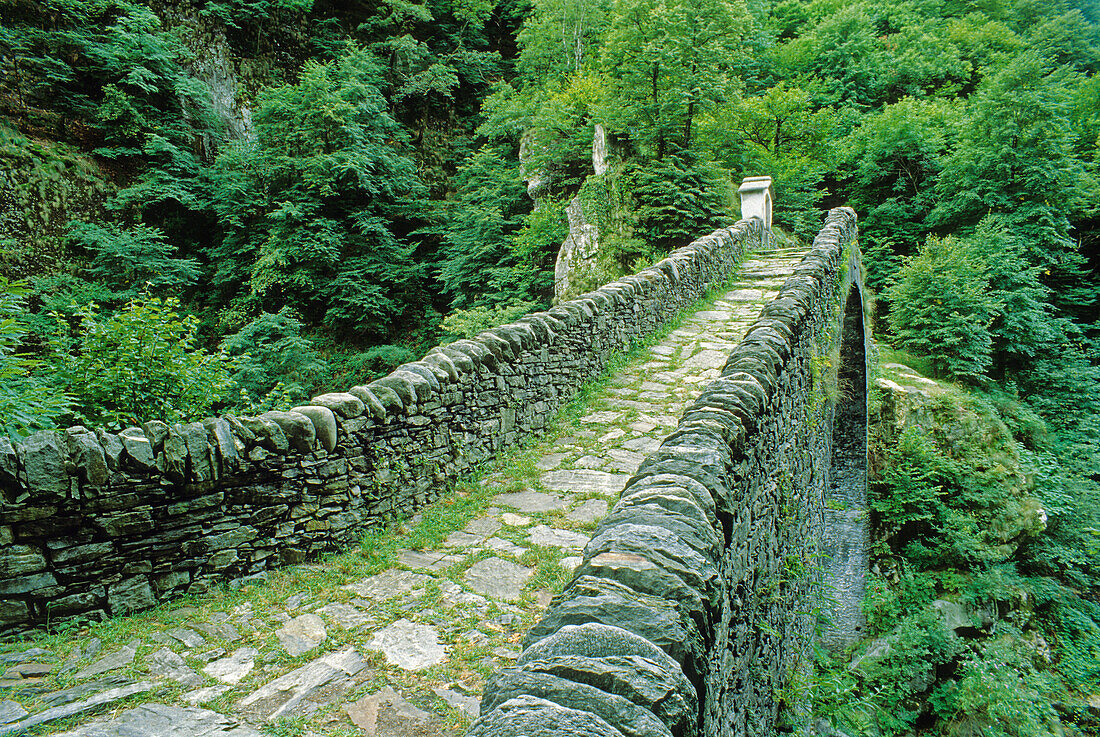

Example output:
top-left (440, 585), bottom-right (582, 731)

top-left (0, 246), bottom-right (808, 737)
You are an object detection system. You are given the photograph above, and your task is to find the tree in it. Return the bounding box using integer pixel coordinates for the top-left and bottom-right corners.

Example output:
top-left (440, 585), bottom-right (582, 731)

top-left (885, 234), bottom-right (999, 381)
top-left (599, 0), bottom-right (749, 158)
top-left (208, 45), bottom-right (427, 339)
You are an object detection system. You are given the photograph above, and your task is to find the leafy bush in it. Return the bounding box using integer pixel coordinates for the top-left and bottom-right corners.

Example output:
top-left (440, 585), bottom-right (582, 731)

top-left (440, 300), bottom-right (538, 341)
top-left (44, 295), bottom-right (237, 429)
top-left (0, 278), bottom-right (70, 438)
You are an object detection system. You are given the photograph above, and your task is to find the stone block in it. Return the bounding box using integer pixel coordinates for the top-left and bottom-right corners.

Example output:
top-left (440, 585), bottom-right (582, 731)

top-left (108, 575), bottom-right (155, 615)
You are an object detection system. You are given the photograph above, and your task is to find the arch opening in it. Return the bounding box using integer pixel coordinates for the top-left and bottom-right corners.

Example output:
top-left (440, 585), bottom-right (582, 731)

top-left (821, 284), bottom-right (869, 650)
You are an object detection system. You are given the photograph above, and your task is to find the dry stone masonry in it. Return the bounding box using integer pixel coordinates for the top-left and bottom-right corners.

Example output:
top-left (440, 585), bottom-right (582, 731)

top-left (468, 208), bottom-right (866, 737)
top-left (0, 219), bottom-right (763, 633)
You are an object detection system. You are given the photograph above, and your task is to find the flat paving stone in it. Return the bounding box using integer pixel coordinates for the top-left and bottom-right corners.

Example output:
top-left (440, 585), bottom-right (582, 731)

top-left (494, 490), bottom-right (567, 513)
top-left (433, 686), bottom-right (481, 719)
top-left (276, 614), bottom-right (327, 657)
top-left (317, 602), bottom-right (371, 630)
top-left (463, 558), bottom-right (533, 601)
top-left (681, 349), bottom-right (729, 370)
top-left (528, 525), bottom-right (590, 550)
top-left (397, 549), bottom-right (463, 572)
top-left (167, 628), bottom-right (205, 649)
top-left (574, 455), bottom-right (606, 469)
top-left (182, 686), bottom-right (230, 705)
top-left (73, 644), bottom-right (136, 680)
top-left (445, 530), bottom-right (484, 547)
top-left (501, 513), bottom-right (530, 527)
top-left (607, 447), bottom-right (646, 473)
top-left (464, 517), bottom-right (502, 536)
top-left (52, 703), bottom-right (260, 737)
top-left (482, 537), bottom-right (527, 557)
top-left (366, 620), bottom-right (445, 671)
top-left (346, 686), bottom-right (434, 734)
top-left (535, 453), bottom-right (567, 470)
top-left (343, 569), bottom-right (432, 600)
top-left (238, 648), bottom-right (366, 720)
top-left (621, 436), bottom-right (661, 454)
top-left (202, 647), bottom-right (257, 685)
top-left (146, 647), bottom-right (201, 687)
top-left (579, 411), bottom-right (623, 423)
top-left (0, 701), bottom-right (27, 724)
top-left (540, 469), bottom-right (630, 496)
top-left (566, 498), bottom-right (609, 523)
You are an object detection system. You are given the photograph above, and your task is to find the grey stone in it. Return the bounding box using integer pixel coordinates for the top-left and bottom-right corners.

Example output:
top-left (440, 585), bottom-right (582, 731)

top-left (238, 416), bottom-right (288, 452)
top-left (0, 701), bottom-right (27, 725)
top-left (238, 648), bottom-right (365, 721)
top-left (202, 647), bottom-right (257, 685)
top-left (445, 530), bottom-right (484, 547)
top-left (579, 411), bottom-right (623, 424)
top-left (396, 549), bottom-right (462, 572)
top-left (483, 537), bottom-right (527, 557)
top-left (465, 517), bottom-right (502, 536)
top-left (74, 644), bottom-right (136, 679)
top-left (192, 620), bottom-right (240, 642)
top-left (343, 569), bottom-right (431, 600)
top-left (258, 411), bottom-right (315, 452)
top-left (347, 386), bottom-right (387, 421)
top-left (566, 499), bottom-right (609, 523)
top-left (0, 545), bottom-right (46, 578)
top-left (118, 427), bottom-right (156, 469)
top-left (290, 405), bottom-right (337, 451)
top-left (494, 490), bottom-right (567, 513)
top-left (464, 558), bottom-right (533, 601)
top-left (366, 619), bottom-right (445, 671)
top-left (146, 647), bottom-right (201, 687)
top-left (18, 431), bottom-right (67, 495)
top-left (540, 469), bottom-right (629, 496)
top-left (469, 695), bottom-right (626, 737)
top-left (108, 576), bottom-right (155, 616)
top-left (0, 572), bottom-right (55, 596)
top-left (310, 392), bottom-right (364, 418)
top-left (346, 686), bottom-right (432, 732)
top-left (0, 681), bottom-right (153, 736)
top-left (182, 686), bottom-right (230, 705)
top-left (65, 427), bottom-right (108, 487)
top-left (276, 614), bottom-right (327, 656)
top-left (205, 418), bottom-right (240, 469)
top-left (168, 628), bottom-right (206, 649)
top-left (528, 525), bottom-right (590, 550)
top-left (535, 453), bottom-right (567, 471)
top-left (482, 669), bottom-right (672, 737)
top-left (51, 703), bottom-right (260, 737)
top-left (317, 603), bottom-right (370, 630)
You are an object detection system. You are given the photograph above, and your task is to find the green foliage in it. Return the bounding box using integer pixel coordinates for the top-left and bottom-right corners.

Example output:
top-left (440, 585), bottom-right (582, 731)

top-left (622, 152), bottom-right (732, 252)
top-left (440, 300), bottom-right (537, 340)
top-left (43, 295), bottom-right (237, 429)
top-left (66, 222), bottom-right (199, 296)
top-left (219, 308), bottom-right (327, 406)
top-left (885, 234), bottom-right (998, 381)
top-left (209, 44), bottom-right (427, 339)
top-left (0, 278), bottom-right (71, 439)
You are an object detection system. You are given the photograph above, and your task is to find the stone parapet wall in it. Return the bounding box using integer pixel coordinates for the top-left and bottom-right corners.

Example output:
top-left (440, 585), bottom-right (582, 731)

top-left (0, 221), bottom-right (761, 633)
top-left (468, 208), bottom-right (863, 737)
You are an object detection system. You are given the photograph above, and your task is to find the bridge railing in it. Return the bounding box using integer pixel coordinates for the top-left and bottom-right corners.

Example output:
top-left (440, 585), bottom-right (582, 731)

top-left (467, 208), bottom-right (863, 737)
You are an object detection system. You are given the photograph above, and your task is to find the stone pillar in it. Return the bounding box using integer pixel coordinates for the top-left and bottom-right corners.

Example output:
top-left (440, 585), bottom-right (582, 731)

top-left (738, 176), bottom-right (773, 230)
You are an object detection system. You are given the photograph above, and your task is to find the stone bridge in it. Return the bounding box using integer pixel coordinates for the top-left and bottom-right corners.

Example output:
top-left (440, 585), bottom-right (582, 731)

top-left (0, 182), bottom-right (868, 737)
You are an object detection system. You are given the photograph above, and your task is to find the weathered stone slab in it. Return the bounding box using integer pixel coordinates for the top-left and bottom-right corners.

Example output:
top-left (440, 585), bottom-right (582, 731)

top-left (345, 685), bottom-right (433, 733)
top-left (579, 411), bottom-right (623, 424)
top-left (202, 647), bottom-right (257, 685)
top-left (168, 628), bottom-right (205, 649)
top-left (53, 703), bottom-right (261, 737)
top-left (464, 558), bottom-right (533, 601)
top-left (566, 499), bottom-right (609, 524)
top-left (74, 644), bottom-right (136, 679)
top-left (528, 525), bottom-right (590, 550)
top-left (469, 695), bottom-right (626, 737)
top-left (494, 490), bottom-right (567, 513)
top-left (0, 681), bottom-right (153, 736)
top-left (540, 470), bottom-right (629, 496)
top-left (238, 648), bottom-right (366, 721)
top-left (342, 569), bottom-right (431, 600)
top-left (276, 614), bottom-right (327, 657)
top-left (433, 686), bottom-right (481, 718)
top-left (366, 620), bottom-right (444, 671)
top-left (396, 549), bottom-right (462, 572)
top-left (0, 701), bottom-right (27, 725)
top-left (317, 603), bottom-right (370, 630)
top-left (146, 647), bottom-right (201, 687)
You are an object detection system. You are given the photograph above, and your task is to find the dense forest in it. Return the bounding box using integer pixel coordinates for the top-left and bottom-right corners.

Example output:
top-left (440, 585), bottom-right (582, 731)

top-left (1, 0), bottom-right (1098, 734)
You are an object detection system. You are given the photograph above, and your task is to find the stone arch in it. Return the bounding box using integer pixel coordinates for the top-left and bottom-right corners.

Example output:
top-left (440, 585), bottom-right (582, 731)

top-left (821, 281), bottom-right (870, 650)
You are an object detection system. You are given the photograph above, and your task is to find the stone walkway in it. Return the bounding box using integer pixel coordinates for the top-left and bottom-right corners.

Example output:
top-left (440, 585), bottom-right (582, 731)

top-left (0, 247), bottom-right (807, 737)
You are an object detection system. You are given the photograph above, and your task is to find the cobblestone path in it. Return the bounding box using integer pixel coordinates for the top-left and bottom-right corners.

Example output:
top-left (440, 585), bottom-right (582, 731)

top-left (0, 246), bottom-right (807, 737)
